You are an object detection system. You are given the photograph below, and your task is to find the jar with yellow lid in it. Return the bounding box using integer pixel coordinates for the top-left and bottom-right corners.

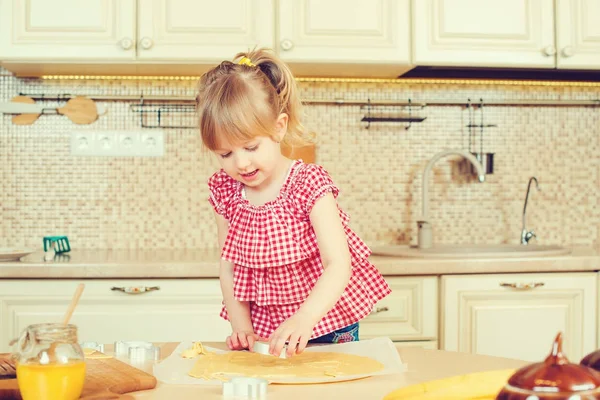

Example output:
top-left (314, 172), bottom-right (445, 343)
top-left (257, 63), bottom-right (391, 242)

top-left (13, 323), bottom-right (86, 400)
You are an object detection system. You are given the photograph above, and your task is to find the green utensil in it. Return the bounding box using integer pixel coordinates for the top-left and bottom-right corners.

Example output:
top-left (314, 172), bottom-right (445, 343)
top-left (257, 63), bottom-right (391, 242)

top-left (43, 236), bottom-right (71, 253)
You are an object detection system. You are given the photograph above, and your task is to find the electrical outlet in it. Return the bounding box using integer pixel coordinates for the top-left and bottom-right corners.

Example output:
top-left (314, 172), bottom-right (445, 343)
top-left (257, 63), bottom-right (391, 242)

top-left (71, 130), bottom-right (164, 157)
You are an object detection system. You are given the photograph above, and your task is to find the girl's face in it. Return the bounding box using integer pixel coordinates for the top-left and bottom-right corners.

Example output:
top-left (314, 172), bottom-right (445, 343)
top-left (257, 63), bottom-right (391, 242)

top-left (213, 114), bottom-right (288, 190)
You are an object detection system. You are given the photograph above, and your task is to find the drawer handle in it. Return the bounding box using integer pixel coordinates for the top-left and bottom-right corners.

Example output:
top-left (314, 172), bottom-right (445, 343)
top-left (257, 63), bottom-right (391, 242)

top-left (371, 306), bottom-right (389, 314)
top-left (499, 282), bottom-right (545, 290)
top-left (111, 286), bottom-right (160, 294)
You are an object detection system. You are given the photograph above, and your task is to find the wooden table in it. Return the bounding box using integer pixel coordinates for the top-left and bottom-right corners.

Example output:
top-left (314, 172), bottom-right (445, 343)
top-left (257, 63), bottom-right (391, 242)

top-left (117, 342), bottom-right (528, 400)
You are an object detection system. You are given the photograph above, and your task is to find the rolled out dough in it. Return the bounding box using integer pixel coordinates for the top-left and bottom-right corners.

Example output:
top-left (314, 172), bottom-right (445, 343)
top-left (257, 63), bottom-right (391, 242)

top-left (187, 347), bottom-right (384, 381)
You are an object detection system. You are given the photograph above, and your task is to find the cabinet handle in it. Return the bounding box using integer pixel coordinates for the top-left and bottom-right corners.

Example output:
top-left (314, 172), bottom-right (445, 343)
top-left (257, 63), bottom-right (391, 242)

top-left (139, 37), bottom-right (154, 50)
top-left (111, 286), bottom-right (160, 294)
top-left (499, 282), bottom-right (545, 290)
top-left (371, 306), bottom-right (389, 314)
top-left (280, 39), bottom-right (294, 51)
top-left (542, 45), bottom-right (556, 57)
top-left (561, 46), bottom-right (575, 58)
top-left (120, 37), bottom-right (134, 51)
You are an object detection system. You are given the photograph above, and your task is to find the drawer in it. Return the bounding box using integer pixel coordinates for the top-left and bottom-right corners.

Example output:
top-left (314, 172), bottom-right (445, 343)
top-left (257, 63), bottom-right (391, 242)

top-left (359, 276), bottom-right (438, 341)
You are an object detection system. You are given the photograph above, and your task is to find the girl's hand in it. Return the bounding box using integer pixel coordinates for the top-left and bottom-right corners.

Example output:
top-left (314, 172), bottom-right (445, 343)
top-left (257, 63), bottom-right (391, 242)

top-left (226, 331), bottom-right (259, 351)
top-left (268, 312), bottom-right (315, 358)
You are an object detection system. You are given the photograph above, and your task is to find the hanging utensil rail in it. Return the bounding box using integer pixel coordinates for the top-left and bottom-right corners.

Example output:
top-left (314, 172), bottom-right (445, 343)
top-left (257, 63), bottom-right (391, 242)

top-left (17, 92), bottom-right (600, 107)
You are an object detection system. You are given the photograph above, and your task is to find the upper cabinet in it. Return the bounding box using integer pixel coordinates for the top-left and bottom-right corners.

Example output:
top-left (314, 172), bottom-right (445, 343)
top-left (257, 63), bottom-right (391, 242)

top-left (0, 0), bottom-right (273, 63)
top-left (0, 0), bottom-right (411, 77)
top-left (278, 0), bottom-right (412, 77)
top-left (413, 0), bottom-right (600, 70)
top-left (0, 0), bottom-right (137, 60)
top-left (555, 0), bottom-right (600, 69)
top-left (136, 0), bottom-right (274, 61)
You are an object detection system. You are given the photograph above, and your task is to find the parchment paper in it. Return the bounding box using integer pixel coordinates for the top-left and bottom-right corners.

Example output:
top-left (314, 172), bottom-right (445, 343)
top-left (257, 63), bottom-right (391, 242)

top-left (153, 337), bottom-right (406, 385)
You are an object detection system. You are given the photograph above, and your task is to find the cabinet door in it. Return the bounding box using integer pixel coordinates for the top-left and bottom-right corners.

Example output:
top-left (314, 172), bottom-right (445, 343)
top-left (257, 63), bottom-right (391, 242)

top-left (359, 277), bottom-right (437, 341)
top-left (136, 0), bottom-right (274, 61)
top-left (0, 0), bottom-right (136, 60)
top-left (556, 0), bottom-right (600, 69)
top-left (441, 273), bottom-right (597, 362)
top-left (0, 279), bottom-right (231, 352)
top-left (412, 0), bottom-right (556, 68)
top-left (278, 0), bottom-right (412, 76)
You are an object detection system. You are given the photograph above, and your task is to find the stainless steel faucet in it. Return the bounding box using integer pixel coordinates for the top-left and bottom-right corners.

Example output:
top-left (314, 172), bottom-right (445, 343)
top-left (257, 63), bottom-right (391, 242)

top-left (521, 177), bottom-right (540, 245)
top-left (417, 149), bottom-right (486, 249)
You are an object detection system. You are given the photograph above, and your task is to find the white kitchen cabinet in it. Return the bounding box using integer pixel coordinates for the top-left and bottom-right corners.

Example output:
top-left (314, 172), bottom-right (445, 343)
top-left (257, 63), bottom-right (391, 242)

top-left (0, 0), bottom-right (137, 60)
top-left (278, 0), bottom-right (413, 77)
top-left (0, 279), bottom-right (231, 353)
top-left (413, 0), bottom-right (600, 70)
top-left (136, 0), bottom-right (274, 61)
top-left (441, 272), bottom-right (597, 362)
top-left (359, 276), bottom-right (438, 343)
top-left (413, 0), bottom-right (556, 68)
top-left (0, 0), bottom-right (273, 67)
top-left (555, 0), bottom-right (600, 69)
top-left (0, 0), bottom-right (412, 77)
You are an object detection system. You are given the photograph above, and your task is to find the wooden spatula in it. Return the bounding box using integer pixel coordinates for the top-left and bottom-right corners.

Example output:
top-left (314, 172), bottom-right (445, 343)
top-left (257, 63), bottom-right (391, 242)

top-left (4, 96), bottom-right (99, 125)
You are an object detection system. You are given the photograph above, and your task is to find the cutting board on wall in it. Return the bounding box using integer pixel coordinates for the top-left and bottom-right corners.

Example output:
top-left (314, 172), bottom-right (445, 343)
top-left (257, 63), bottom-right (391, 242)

top-left (0, 356), bottom-right (157, 400)
top-left (282, 143), bottom-right (316, 164)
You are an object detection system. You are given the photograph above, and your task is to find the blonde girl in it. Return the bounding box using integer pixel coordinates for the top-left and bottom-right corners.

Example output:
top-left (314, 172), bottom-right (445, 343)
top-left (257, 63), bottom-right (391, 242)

top-left (197, 48), bottom-right (390, 358)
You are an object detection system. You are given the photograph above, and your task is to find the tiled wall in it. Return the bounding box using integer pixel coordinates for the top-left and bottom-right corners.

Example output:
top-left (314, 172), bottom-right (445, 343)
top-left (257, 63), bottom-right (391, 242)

top-left (1, 67), bottom-right (599, 250)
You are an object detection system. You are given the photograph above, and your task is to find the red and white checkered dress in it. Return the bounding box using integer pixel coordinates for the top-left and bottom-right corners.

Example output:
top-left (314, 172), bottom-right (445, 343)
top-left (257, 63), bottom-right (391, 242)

top-left (208, 160), bottom-right (391, 340)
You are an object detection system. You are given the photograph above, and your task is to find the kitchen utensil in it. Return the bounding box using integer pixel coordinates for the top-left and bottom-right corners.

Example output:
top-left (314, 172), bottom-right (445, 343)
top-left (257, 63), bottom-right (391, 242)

top-left (496, 332), bottom-right (600, 399)
top-left (281, 142), bottom-right (316, 163)
top-left (115, 341), bottom-right (161, 362)
top-left (0, 96), bottom-right (103, 125)
top-left (0, 356), bottom-right (157, 400)
top-left (45, 283), bottom-right (85, 363)
top-left (466, 101), bottom-right (496, 176)
top-left (43, 236), bottom-right (70, 253)
top-left (0, 249), bottom-right (35, 262)
top-left (223, 377), bottom-right (268, 399)
top-left (252, 341), bottom-right (286, 359)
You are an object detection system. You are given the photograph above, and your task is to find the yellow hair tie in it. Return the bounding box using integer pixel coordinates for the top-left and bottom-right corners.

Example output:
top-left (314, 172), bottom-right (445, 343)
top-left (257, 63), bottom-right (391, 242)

top-left (238, 57), bottom-right (256, 67)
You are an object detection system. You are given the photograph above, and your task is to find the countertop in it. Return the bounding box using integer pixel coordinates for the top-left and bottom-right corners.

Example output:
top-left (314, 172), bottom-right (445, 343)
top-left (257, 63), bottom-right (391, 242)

top-left (0, 247), bottom-right (599, 278)
top-left (127, 342), bottom-right (528, 399)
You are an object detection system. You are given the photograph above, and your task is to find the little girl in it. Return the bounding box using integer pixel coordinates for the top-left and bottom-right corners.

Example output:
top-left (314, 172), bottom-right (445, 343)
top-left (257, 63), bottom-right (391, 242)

top-left (196, 48), bottom-right (391, 358)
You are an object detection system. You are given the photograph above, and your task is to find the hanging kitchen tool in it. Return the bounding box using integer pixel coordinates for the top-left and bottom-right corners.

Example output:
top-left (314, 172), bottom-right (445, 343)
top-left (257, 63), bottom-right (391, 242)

top-left (467, 99), bottom-right (496, 175)
top-left (361, 98), bottom-right (426, 130)
top-left (0, 96), bottom-right (104, 125)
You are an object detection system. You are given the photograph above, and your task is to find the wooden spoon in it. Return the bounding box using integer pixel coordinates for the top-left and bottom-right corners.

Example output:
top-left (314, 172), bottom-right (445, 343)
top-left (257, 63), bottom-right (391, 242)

top-left (6, 96), bottom-right (99, 125)
top-left (46, 283), bottom-right (85, 362)
top-left (57, 96), bottom-right (99, 124)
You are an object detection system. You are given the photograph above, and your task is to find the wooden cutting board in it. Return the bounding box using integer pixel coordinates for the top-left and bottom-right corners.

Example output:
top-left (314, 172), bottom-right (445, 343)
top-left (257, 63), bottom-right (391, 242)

top-left (0, 356), bottom-right (157, 400)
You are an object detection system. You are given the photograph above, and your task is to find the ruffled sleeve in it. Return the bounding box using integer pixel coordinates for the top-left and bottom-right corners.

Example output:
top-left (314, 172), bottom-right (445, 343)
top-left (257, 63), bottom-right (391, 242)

top-left (292, 164), bottom-right (340, 217)
top-left (207, 170), bottom-right (238, 219)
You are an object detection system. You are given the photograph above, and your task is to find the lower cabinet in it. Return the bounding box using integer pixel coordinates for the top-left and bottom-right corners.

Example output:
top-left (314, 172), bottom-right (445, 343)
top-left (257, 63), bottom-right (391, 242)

top-left (441, 272), bottom-right (597, 362)
top-left (0, 279), bottom-right (231, 352)
top-left (394, 340), bottom-right (438, 350)
top-left (359, 276), bottom-right (438, 347)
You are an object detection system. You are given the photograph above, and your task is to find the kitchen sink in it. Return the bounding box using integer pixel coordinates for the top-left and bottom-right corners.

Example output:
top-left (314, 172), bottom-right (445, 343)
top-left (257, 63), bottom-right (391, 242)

top-left (370, 244), bottom-right (571, 259)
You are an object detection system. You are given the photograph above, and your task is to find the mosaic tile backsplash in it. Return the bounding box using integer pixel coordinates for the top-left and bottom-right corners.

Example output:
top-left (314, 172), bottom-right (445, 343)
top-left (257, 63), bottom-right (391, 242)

top-left (1, 67), bottom-right (599, 250)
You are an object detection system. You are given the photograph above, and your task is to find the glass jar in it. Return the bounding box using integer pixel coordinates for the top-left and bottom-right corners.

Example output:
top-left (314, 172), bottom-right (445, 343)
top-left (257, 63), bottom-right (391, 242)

top-left (13, 323), bottom-right (86, 400)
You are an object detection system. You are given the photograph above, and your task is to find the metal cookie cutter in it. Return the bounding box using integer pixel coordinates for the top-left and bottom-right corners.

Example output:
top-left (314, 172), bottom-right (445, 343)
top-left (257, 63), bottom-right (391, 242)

top-left (252, 341), bottom-right (286, 359)
top-left (223, 377), bottom-right (268, 399)
top-left (114, 341), bottom-right (160, 362)
top-left (80, 341), bottom-right (105, 353)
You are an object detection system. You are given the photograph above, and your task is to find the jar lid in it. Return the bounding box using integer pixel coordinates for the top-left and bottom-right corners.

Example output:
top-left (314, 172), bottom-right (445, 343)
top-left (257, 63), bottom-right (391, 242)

top-left (506, 332), bottom-right (600, 393)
